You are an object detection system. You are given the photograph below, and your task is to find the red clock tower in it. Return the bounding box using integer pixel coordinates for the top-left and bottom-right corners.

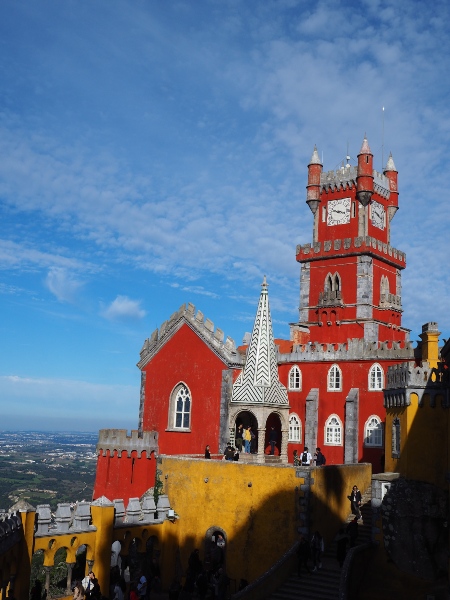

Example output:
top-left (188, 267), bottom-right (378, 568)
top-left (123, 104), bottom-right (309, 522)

top-left (296, 137), bottom-right (407, 345)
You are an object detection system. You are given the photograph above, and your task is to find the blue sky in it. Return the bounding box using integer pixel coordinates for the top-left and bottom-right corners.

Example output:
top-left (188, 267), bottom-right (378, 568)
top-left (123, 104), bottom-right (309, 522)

top-left (1, 0), bottom-right (449, 432)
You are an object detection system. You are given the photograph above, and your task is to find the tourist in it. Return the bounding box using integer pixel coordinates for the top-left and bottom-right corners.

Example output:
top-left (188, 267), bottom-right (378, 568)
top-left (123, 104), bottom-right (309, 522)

top-left (235, 423), bottom-right (244, 453)
top-left (293, 449), bottom-right (300, 466)
top-left (346, 517), bottom-right (359, 548)
top-left (269, 426), bottom-right (277, 455)
top-left (348, 485), bottom-right (362, 520)
top-left (72, 583), bottom-right (84, 600)
top-left (82, 572), bottom-right (95, 597)
top-left (335, 527), bottom-right (348, 567)
top-left (310, 531), bottom-right (324, 571)
top-left (243, 426), bottom-right (252, 453)
top-left (314, 447), bottom-right (326, 466)
top-left (301, 447), bottom-right (312, 466)
top-left (204, 445), bottom-right (211, 459)
top-left (296, 534), bottom-right (311, 576)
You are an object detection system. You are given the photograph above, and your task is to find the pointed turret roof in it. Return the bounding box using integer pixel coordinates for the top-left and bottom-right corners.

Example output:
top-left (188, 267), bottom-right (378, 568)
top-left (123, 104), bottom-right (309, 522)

top-left (309, 145), bottom-right (322, 165)
top-left (385, 152), bottom-right (397, 172)
top-left (358, 135), bottom-right (372, 155)
top-left (231, 277), bottom-right (288, 405)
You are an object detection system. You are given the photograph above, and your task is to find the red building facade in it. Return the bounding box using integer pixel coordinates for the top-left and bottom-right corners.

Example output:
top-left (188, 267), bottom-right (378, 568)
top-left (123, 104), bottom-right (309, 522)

top-left (93, 137), bottom-right (416, 504)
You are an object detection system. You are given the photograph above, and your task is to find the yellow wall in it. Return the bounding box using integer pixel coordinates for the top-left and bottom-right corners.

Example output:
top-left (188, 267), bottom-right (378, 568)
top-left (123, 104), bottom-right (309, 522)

top-left (385, 395), bottom-right (448, 488)
top-left (3, 459), bottom-right (372, 600)
top-left (160, 456), bottom-right (372, 586)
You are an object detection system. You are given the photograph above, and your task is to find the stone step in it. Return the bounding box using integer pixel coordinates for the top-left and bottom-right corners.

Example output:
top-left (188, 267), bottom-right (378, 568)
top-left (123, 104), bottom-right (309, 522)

top-left (269, 485), bottom-right (373, 600)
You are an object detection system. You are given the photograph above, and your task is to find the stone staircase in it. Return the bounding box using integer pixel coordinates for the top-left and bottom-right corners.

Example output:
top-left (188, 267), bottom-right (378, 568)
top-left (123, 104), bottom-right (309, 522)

top-left (267, 486), bottom-right (372, 600)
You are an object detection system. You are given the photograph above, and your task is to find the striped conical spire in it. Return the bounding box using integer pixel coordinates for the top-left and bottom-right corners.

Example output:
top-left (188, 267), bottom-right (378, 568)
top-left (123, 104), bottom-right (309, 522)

top-left (231, 277), bottom-right (288, 404)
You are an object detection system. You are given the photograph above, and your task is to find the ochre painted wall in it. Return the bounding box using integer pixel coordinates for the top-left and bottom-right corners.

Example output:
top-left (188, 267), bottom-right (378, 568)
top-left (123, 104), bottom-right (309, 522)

top-left (385, 394), bottom-right (448, 488)
top-left (160, 456), bottom-right (372, 585)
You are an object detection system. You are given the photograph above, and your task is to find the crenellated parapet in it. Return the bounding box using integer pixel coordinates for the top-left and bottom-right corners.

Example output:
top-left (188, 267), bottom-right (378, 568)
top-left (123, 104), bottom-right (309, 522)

top-left (296, 235), bottom-right (406, 268)
top-left (137, 303), bottom-right (241, 369)
top-left (319, 165), bottom-right (390, 199)
top-left (96, 429), bottom-right (158, 458)
top-left (33, 493), bottom-right (174, 538)
top-left (278, 338), bottom-right (414, 363)
top-left (384, 361), bottom-right (450, 408)
top-left (0, 511), bottom-right (22, 555)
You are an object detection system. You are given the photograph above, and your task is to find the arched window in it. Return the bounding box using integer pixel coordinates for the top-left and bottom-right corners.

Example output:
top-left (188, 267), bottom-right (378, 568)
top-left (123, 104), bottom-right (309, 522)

top-left (325, 274), bottom-right (333, 292)
top-left (328, 364), bottom-right (342, 391)
top-left (288, 414), bottom-right (301, 442)
top-left (369, 364), bottom-right (384, 390)
top-left (334, 273), bottom-right (341, 291)
top-left (288, 366), bottom-right (302, 390)
top-left (364, 416), bottom-right (383, 447)
top-left (325, 414), bottom-right (342, 445)
top-left (168, 383), bottom-right (191, 430)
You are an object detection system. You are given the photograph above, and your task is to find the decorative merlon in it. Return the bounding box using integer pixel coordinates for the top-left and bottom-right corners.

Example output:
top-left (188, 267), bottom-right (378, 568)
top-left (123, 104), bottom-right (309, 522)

top-left (137, 303), bottom-right (241, 370)
top-left (96, 429), bottom-right (158, 458)
top-left (277, 338), bottom-right (414, 363)
top-left (384, 361), bottom-right (450, 408)
top-left (32, 493), bottom-right (173, 537)
top-left (318, 165), bottom-right (390, 198)
top-left (296, 236), bottom-right (406, 266)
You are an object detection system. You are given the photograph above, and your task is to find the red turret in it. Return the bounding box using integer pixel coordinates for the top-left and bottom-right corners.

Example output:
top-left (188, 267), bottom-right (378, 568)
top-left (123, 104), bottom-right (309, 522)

top-left (384, 152), bottom-right (399, 216)
top-left (306, 146), bottom-right (322, 214)
top-left (356, 136), bottom-right (374, 206)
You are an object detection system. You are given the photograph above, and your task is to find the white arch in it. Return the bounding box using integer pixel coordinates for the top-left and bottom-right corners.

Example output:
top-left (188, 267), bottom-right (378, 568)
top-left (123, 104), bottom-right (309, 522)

top-left (328, 364), bottom-right (342, 391)
top-left (288, 366), bottom-right (302, 390)
top-left (167, 382), bottom-right (192, 430)
top-left (364, 415), bottom-right (383, 447)
top-left (368, 363), bottom-right (384, 390)
top-left (324, 414), bottom-right (343, 445)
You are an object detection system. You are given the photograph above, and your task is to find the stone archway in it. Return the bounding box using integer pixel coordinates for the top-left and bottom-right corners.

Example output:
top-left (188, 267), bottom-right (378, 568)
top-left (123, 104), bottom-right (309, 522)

top-left (204, 526), bottom-right (227, 573)
top-left (265, 412), bottom-right (282, 456)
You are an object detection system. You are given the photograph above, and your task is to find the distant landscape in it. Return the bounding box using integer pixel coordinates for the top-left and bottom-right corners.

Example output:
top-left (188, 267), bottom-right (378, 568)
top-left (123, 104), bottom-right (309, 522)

top-left (0, 431), bottom-right (97, 510)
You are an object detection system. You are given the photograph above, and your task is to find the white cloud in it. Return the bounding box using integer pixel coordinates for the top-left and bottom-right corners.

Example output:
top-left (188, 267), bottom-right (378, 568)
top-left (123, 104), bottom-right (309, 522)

top-left (45, 267), bottom-right (84, 303)
top-left (102, 295), bottom-right (146, 320)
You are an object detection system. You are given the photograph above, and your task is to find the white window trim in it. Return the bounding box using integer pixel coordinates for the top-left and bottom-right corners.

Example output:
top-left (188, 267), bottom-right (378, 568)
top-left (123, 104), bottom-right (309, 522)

top-left (288, 413), bottom-right (302, 443)
top-left (166, 382), bottom-right (192, 432)
top-left (288, 366), bottom-right (302, 391)
top-left (327, 364), bottom-right (342, 391)
top-left (364, 415), bottom-right (384, 447)
top-left (368, 363), bottom-right (384, 391)
top-left (324, 414), bottom-right (343, 446)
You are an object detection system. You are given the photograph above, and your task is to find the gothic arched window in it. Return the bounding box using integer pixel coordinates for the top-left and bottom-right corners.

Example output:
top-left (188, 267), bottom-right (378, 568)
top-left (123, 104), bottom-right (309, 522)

top-left (328, 364), bottom-right (342, 391)
top-left (369, 364), bottom-right (384, 390)
top-left (325, 414), bottom-right (342, 445)
top-left (364, 415), bottom-right (383, 447)
top-left (168, 383), bottom-right (192, 430)
top-left (288, 414), bottom-right (301, 442)
top-left (288, 366), bottom-right (302, 390)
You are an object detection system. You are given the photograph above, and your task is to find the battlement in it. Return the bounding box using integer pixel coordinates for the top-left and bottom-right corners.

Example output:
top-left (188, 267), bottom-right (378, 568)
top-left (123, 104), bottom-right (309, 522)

top-left (137, 303), bottom-right (241, 370)
top-left (33, 493), bottom-right (173, 537)
top-left (0, 511), bottom-right (22, 554)
top-left (278, 337), bottom-right (415, 363)
top-left (96, 429), bottom-right (158, 458)
top-left (296, 235), bottom-right (406, 267)
top-left (384, 361), bottom-right (450, 408)
top-left (320, 166), bottom-right (390, 198)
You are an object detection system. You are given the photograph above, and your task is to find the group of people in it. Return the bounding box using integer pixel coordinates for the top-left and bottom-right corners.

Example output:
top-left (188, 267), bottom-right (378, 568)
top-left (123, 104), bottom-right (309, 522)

top-left (170, 544), bottom-right (231, 600)
top-left (235, 423), bottom-right (256, 454)
top-left (296, 531), bottom-right (325, 576)
top-left (293, 447), bottom-right (326, 467)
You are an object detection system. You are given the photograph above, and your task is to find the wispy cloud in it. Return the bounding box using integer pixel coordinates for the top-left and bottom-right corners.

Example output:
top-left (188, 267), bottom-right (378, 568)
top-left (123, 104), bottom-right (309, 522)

top-left (45, 267), bottom-right (84, 303)
top-left (101, 295), bottom-right (146, 321)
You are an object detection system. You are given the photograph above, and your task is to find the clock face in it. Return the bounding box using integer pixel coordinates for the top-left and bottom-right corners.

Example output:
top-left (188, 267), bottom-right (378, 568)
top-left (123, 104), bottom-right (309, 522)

top-left (371, 201), bottom-right (386, 230)
top-left (327, 198), bottom-right (351, 226)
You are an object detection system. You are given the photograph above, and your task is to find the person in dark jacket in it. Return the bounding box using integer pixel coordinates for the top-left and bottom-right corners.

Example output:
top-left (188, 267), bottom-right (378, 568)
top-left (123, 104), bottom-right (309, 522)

top-left (314, 447), bottom-right (326, 466)
top-left (348, 485), bottom-right (362, 519)
top-left (296, 534), bottom-right (311, 576)
top-left (269, 427), bottom-right (277, 455)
